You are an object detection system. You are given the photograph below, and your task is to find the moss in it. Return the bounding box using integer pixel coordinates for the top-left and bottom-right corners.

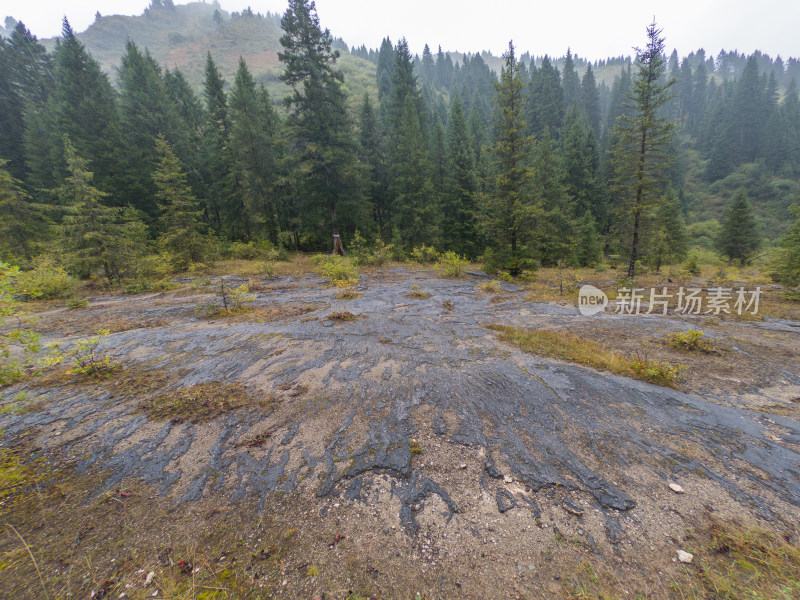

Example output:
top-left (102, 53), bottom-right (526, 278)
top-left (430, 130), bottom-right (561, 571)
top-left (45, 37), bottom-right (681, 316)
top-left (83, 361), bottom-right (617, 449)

top-left (140, 381), bottom-right (258, 423)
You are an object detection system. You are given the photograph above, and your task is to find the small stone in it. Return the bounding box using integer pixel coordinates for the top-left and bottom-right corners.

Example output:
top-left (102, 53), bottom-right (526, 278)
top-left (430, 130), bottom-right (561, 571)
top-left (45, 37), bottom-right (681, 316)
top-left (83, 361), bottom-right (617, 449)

top-left (144, 572), bottom-right (155, 586)
top-left (504, 475), bottom-right (513, 484)
top-left (562, 499), bottom-right (584, 517)
top-left (669, 483), bottom-right (685, 494)
top-left (677, 549), bottom-right (694, 563)
top-left (460, 463), bottom-right (467, 469)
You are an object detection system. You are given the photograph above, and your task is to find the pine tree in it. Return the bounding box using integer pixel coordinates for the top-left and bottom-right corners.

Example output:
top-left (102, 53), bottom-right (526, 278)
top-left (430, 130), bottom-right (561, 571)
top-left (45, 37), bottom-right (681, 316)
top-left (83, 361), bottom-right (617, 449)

top-left (42, 19), bottom-right (119, 192)
top-left (580, 64), bottom-right (601, 138)
top-left (526, 56), bottom-right (564, 139)
top-left (199, 52), bottom-right (234, 235)
top-left (57, 138), bottom-right (147, 282)
top-left (442, 96), bottom-right (480, 258)
top-left (649, 186), bottom-right (688, 270)
top-left (611, 21), bottom-right (676, 279)
top-left (116, 40), bottom-right (174, 218)
top-left (0, 159), bottom-right (47, 263)
top-left (576, 209), bottom-right (602, 267)
top-left (279, 0), bottom-right (365, 247)
top-left (357, 94), bottom-right (390, 238)
top-left (533, 128), bottom-right (576, 265)
top-left (229, 58), bottom-right (280, 242)
top-left (561, 49), bottom-right (581, 110)
top-left (153, 137), bottom-right (211, 270)
top-left (715, 187), bottom-right (760, 264)
top-left (487, 42), bottom-right (537, 275)
top-left (773, 201), bottom-right (800, 287)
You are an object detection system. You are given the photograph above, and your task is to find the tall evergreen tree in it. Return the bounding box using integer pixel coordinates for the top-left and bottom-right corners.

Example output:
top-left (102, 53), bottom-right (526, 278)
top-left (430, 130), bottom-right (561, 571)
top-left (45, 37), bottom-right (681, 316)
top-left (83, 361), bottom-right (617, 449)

top-left (57, 138), bottom-right (147, 282)
top-left (580, 64), bottom-right (601, 138)
top-left (561, 49), bottom-right (581, 110)
top-left (526, 56), bottom-right (564, 139)
top-left (199, 52), bottom-right (234, 235)
top-left (279, 0), bottom-right (366, 246)
top-left (611, 21), bottom-right (676, 279)
top-left (715, 187), bottom-right (760, 264)
top-left (229, 58), bottom-right (281, 242)
top-left (487, 42), bottom-right (536, 275)
top-left (153, 137), bottom-right (211, 269)
top-left (357, 93), bottom-right (390, 238)
top-left (649, 186), bottom-right (688, 270)
top-left (442, 96), bottom-right (480, 258)
top-left (0, 159), bottom-right (46, 263)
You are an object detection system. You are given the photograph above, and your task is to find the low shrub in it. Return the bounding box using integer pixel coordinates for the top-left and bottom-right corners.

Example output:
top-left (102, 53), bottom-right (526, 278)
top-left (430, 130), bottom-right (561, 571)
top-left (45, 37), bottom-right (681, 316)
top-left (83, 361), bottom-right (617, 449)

top-left (410, 244), bottom-right (440, 265)
top-left (46, 329), bottom-right (119, 379)
top-left (478, 280), bottom-right (501, 293)
top-left (66, 296), bottom-right (89, 309)
top-left (436, 251), bottom-right (469, 278)
top-left (666, 329), bottom-right (714, 352)
top-left (316, 255), bottom-right (359, 286)
top-left (13, 257), bottom-right (78, 300)
top-left (228, 241), bottom-right (262, 260)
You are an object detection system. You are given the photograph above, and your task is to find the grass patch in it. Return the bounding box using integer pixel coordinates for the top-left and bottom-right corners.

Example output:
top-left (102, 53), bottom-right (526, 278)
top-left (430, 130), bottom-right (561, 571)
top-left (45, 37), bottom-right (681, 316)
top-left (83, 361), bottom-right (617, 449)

top-left (409, 284), bottom-right (431, 299)
top-left (326, 310), bottom-right (361, 322)
top-left (140, 381), bottom-right (257, 423)
top-left (682, 522), bottom-right (800, 600)
top-left (334, 288), bottom-right (362, 300)
top-left (477, 280), bottom-right (501, 293)
top-left (490, 325), bottom-right (684, 388)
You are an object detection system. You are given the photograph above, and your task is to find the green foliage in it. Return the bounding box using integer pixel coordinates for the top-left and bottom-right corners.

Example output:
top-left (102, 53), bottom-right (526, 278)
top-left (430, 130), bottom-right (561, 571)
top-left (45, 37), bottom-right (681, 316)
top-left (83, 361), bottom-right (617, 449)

top-left (486, 42), bottom-right (538, 276)
top-left (315, 255), bottom-right (359, 286)
top-left (715, 187), bottom-right (761, 264)
top-left (0, 262), bottom-right (42, 385)
top-left (12, 257), bottom-right (79, 300)
top-left (684, 254), bottom-right (701, 276)
top-left (46, 329), bottom-right (118, 378)
top-left (772, 203), bottom-right (800, 288)
top-left (228, 241), bottom-right (264, 260)
top-left (666, 329), bottom-right (714, 352)
top-left (153, 136), bottom-right (215, 271)
top-left (436, 251), bottom-right (469, 278)
top-left (65, 296), bottom-right (89, 309)
top-left (0, 159), bottom-right (47, 264)
top-left (410, 244), bottom-right (441, 265)
top-left (630, 355), bottom-right (684, 387)
top-left (611, 21), bottom-right (675, 279)
top-left (649, 186), bottom-right (688, 270)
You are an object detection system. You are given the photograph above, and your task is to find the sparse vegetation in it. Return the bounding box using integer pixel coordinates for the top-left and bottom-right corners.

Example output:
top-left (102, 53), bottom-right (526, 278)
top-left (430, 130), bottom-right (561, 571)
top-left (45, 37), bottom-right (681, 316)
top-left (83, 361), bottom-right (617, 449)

top-left (46, 329), bottom-right (119, 379)
top-left (409, 284), bottom-right (432, 299)
top-left (0, 263), bottom-right (41, 385)
top-left (490, 325), bottom-right (684, 387)
top-left (667, 329), bottom-right (715, 352)
top-left (435, 251), bottom-right (469, 278)
top-left (478, 279), bottom-right (501, 293)
top-left (65, 296), bottom-right (89, 309)
top-left (140, 381), bottom-right (255, 423)
top-left (12, 257), bottom-right (79, 300)
top-left (326, 310), bottom-right (361, 322)
top-left (314, 255), bottom-right (359, 286)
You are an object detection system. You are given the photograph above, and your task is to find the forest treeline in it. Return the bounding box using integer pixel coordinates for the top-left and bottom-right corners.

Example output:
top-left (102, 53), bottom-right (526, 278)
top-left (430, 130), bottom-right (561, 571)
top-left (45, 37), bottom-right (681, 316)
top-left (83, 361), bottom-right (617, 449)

top-left (1, 0), bottom-right (800, 285)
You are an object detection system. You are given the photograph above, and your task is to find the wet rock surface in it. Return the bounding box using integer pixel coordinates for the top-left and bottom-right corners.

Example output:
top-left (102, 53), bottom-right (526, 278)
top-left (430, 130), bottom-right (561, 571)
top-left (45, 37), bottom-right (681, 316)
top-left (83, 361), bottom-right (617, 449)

top-left (2, 268), bottom-right (800, 541)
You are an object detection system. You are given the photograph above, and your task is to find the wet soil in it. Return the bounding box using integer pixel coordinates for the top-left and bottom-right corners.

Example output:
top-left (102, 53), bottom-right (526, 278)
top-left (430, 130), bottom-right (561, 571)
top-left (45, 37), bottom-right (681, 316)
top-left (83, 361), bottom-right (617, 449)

top-left (1, 268), bottom-right (799, 599)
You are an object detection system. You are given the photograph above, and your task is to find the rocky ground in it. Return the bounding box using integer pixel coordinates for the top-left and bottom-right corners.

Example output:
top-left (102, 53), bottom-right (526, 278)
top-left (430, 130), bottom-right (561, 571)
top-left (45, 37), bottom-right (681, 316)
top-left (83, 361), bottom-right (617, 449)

top-left (1, 267), bottom-right (799, 599)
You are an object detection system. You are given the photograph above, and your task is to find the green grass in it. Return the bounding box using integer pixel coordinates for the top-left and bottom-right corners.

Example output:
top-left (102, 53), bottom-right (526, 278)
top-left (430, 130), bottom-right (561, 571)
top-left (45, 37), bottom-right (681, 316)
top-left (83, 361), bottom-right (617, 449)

top-left (490, 325), bottom-right (684, 388)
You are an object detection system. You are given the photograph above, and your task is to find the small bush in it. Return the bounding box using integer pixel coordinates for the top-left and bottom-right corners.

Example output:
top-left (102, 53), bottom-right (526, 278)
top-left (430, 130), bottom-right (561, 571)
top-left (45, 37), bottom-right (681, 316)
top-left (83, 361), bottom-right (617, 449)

top-left (409, 284), bottom-right (432, 299)
top-left (630, 355), bottom-right (684, 386)
top-left (1, 263), bottom-right (42, 385)
top-left (228, 241), bottom-right (262, 260)
top-left (66, 296), bottom-right (89, 309)
top-left (684, 254), bottom-right (701, 276)
top-left (478, 280), bottom-right (501, 293)
top-left (667, 329), bottom-right (714, 352)
top-left (334, 287), bottom-right (362, 300)
top-left (410, 244), bottom-right (440, 265)
top-left (46, 329), bottom-right (119, 379)
top-left (316, 255), bottom-right (359, 286)
top-left (436, 251), bottom-right (469, 278)
top-left (14, 257), bottom-right (78, 300)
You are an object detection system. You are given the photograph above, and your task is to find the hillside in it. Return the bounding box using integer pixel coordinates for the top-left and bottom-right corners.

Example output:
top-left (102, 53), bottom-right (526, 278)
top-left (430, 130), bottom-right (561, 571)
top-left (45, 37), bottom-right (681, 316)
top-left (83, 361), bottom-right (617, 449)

top-left (41, 2), bottom-right (377, 109)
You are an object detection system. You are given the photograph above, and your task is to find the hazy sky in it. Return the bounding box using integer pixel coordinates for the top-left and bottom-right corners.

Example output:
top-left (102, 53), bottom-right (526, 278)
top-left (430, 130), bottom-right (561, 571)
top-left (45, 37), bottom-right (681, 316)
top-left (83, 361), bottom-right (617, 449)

top-left (5, 0), bottom-right (800, 60)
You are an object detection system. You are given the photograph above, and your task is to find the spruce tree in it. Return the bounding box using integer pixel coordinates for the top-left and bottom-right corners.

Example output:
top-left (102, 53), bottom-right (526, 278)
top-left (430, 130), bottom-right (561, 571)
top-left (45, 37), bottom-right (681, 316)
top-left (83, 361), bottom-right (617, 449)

top-left (526, 56), bottom-right (564, 139)
top-left (57, 138), bottom-right (147, 282)
top-left (487, 42), bottom-right (537, 275)
top-left (442, 96), bottom-right (480, 258)
top-left (229, 58), bottom-right (280, 242)
top-left (576, 209), bottom-right (602, 267)
top-left (561, 49), bottom-right (581, 110)
top-left (715, 187), bottom-right (760, 264)
top-left (279, 0), bottom-right (365, 247)
top-left (358, 94), bottom-right (390, 238)
top-left (649, 186), bottom-right (688, 270)
top-left (773, 201), bottom-right (800, 287)
top-left (153, 137), bottom-right (211, 270)
top-left (580, 65), bottom-right (601, 138)
top-left (199, 52), bottom-right (234, 235)
top-left (611, 21), bottom-right (675, 279)
top-left (0, 159), bottom-right (46, 263)
top-left (533, 128), bottom-right (576, 265)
